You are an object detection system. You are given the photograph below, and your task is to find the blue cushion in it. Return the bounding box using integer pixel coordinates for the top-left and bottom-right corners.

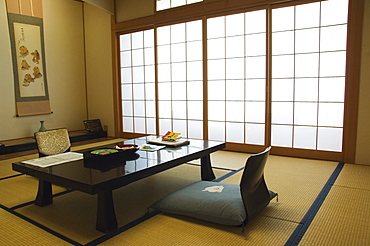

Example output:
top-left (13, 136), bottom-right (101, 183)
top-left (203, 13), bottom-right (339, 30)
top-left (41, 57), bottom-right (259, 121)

top-left (151, 181), bottom-right (247, 226)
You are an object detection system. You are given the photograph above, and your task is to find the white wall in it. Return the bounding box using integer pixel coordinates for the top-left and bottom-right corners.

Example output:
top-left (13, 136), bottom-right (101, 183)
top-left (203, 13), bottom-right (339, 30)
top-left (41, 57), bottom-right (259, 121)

top-left (84, 3), bottom-right (114, 135)
top-left (0, 0), bottom-right (19, 139)
top-left (0, 0), bottom-right (114, 141)
top-left (0, 0), bottom-right (86, 140)
top-left (84, 0), bottom-right (114, 14)
top-left (116, 0), bottom-right (154, 22)
top-left (42, 0), bottom-right (87, 132)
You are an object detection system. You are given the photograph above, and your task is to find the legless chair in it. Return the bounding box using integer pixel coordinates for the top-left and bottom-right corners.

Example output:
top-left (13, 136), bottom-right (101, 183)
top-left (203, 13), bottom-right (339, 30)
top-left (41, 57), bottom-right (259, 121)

top-left (34, 128), bottom-right (71, 157)
top-left (34, 128), bottom-right (71, 206)
top-left (151, 146), bottom-right (277, 227)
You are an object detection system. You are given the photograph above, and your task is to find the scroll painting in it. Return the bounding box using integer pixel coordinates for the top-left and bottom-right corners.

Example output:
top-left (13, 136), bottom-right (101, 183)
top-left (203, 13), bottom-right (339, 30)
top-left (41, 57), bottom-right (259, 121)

top-left (8, 12), bottom-right (51, 116)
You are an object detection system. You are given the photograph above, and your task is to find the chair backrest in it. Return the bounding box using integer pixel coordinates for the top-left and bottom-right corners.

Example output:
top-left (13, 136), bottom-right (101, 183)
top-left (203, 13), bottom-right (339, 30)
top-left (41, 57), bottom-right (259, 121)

top-left (239, 146), bottom-right (272, 220)
top-left (34, 128), bottom-right (71, 157)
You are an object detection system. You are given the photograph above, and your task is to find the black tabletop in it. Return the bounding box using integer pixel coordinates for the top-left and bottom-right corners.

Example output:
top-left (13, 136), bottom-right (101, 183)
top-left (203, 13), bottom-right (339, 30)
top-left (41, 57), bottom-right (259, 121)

top-left (12, 136), bottom-right (225, 194)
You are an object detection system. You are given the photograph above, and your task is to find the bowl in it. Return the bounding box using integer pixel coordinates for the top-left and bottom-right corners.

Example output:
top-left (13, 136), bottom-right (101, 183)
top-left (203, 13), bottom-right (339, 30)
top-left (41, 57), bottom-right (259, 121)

top-left (115, 144), bottom-right (139, 155)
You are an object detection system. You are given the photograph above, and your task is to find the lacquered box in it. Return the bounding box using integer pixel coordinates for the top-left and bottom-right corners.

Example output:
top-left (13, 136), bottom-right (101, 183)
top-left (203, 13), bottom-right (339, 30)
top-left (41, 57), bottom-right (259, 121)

top-left (83, 149), bottom-right (126, 170)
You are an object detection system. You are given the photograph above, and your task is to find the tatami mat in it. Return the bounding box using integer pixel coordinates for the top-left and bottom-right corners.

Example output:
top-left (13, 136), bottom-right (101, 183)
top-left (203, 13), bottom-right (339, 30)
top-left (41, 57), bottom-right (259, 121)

top-left (100, 213), bottom-right (297, 246)
top-left (0, 208), bottom-right (72, 246)
top-left (333, 163), bottom-right (370, 190)
top-left (15, 164), bottom-right (230, 245)
top-left (299, 186), bottom-right (370, 245)
top-left (220, 155), bottom-right (338, 223)
top-left (0, 155), bottom-right (38, 178)
top-left (98, 154), bottom-right (339, 246)
top-left (0, 175), bottom-right (66, 208)
top-left (189, 150), bottom-right (252, 170)
top-left (1, 139), bottom-right (369, 245)
top-left (299, 163), bottom-right (370, 246)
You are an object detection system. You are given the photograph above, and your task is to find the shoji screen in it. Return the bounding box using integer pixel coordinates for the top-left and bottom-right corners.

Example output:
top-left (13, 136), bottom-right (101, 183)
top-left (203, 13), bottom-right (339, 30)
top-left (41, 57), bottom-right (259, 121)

top-left (271, 0), bottom-right (348, 151)
top-left (207, 10), bottom-right (267, 145)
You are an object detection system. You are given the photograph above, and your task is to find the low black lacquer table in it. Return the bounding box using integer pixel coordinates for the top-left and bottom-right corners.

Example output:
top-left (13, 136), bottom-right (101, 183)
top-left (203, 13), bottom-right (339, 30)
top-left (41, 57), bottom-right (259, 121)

top-left (12, 136), bottom-right (225, 232)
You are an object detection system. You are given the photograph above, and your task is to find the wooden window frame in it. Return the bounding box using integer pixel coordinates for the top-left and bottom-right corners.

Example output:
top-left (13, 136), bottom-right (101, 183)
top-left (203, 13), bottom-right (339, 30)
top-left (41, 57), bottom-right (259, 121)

top-left (112, 0), bottom-right (364, 162)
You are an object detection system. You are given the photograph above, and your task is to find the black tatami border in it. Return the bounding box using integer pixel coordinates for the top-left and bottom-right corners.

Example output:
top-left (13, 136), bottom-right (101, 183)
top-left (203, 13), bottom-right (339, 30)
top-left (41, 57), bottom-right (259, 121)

top-left (10, 188), bottom-right (75, 210)
top-left (284, 162), bottom-right (345, 246)
top-left (0, 173), bottom-right (23, 181)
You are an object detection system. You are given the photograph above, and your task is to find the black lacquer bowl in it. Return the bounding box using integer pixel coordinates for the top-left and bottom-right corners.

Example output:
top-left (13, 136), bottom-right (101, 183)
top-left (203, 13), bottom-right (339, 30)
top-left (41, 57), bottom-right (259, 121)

top-left (115, 144), bottom-right (139, 154)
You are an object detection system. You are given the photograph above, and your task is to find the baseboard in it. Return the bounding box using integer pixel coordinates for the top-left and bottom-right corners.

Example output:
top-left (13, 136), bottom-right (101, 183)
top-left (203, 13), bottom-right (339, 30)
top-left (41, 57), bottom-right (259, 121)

top-left (0, 131), bottom-right (107, 155)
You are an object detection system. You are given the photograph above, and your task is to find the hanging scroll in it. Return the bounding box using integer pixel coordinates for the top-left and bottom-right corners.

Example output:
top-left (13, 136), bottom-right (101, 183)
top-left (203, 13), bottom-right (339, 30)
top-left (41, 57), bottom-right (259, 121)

top-left (6, 0), bottom-right (51, 116)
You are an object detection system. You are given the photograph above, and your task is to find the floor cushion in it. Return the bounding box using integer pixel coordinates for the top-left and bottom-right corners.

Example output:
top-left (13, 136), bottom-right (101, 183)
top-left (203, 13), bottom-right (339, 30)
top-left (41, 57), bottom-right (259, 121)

top-left (151, 181), bottom-right (247, 226)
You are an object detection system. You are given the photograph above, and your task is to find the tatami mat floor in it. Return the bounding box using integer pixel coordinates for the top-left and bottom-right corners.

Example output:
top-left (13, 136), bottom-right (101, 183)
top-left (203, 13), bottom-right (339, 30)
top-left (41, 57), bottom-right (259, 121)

top-left (0, 139), bottom-right (369, 245)
top-left (299, 163), bottom-right (370, 246)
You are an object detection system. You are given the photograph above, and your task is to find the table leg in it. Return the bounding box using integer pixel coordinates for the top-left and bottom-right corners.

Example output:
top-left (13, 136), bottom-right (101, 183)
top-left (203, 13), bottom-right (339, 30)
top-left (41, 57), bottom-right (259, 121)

top-left (35, 180), bottom-right (53, 206)
top-left (96, 190), bottom-right (118, 233)
top-left (201, 154), bottom-right (216, 181)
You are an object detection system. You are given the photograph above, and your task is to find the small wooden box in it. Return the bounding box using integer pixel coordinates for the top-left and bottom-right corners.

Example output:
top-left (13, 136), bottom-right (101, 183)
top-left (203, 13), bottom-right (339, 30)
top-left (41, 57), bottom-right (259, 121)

top-left (83, 149), bottom-right (126, 169)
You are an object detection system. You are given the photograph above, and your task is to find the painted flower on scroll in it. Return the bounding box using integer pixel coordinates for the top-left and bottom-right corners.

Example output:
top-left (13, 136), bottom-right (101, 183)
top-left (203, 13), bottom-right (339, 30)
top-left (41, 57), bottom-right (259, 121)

top-left (21, 60), bottom-right (31, 70)
top-left (23, 74), bottom-right (35, 87)
top-left (33, 66), bottom-right (42, 78)
top-left (31, 50), bottom-right (40, 64)
top-left (18, 49), bottom-right (43, 86)
top-left (19, 45), bottom-right (29, 57)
